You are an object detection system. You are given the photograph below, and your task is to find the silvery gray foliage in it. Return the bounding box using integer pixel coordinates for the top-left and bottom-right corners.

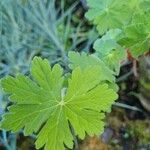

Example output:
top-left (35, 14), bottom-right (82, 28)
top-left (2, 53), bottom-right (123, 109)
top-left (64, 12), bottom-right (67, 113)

top-left (0, 0), bottom-right (97, 77)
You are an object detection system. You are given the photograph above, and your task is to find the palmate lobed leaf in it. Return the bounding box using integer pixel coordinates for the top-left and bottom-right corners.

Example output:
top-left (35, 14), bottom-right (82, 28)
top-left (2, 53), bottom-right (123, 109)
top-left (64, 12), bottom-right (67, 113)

top-left (118, 9), bottom-right (150, 58)
top-left (85, 0), bottom-right (131, 34)
top-left (85, 0), bottom-right (150, 35)
top-left (0, 57), bottom-right (118, 150)
top-left (68, 51), bottom-right (115, 82)
top-left (118, 23), bottom-right (150, 58)
top-left (129, 0), bottom-right (150, 13)
top-left (68, 51), bottom-right (119, 92)
top-left (93, 30), bottom-right (126, 75)
top-left (86, 0), bottom-right (150, 58)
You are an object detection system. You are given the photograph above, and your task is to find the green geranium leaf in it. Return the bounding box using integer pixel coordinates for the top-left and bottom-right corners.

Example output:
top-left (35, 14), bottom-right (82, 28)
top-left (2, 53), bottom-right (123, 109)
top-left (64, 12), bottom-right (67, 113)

top-left (94, 39), bottom-right (119, 56)
top-left (85, 0), bottom-right (150, 58)
top-left (99, 29), bottom-right (123, 41)
top-left (102, 48), bottom-right (126, 75)
top-left (129, 0), bottom-right (150, 14)
top-left (119, 23), bottom-right (150, 58)
top-left (94, 32), bottom-right (126, 75)
top-left (68, 51), bottom-right (115, 82)
top-left (0, 57), bottom-right (118, 150)
top-left (85, 0), bottom-right (131, 34)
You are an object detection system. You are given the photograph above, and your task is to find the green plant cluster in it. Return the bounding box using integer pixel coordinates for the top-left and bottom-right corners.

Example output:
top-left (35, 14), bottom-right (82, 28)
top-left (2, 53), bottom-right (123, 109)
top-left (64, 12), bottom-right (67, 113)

top-left (86, 0), bottom-right (150, 58)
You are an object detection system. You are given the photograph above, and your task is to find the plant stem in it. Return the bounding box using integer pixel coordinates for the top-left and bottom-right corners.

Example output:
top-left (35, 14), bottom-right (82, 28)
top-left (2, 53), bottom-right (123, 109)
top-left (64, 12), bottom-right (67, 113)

top-left (114, 102), bottom-right (143, 112)
top-left (9, 134), bottom-right (17, 150)
top-left (2, 130), bottom-right (7, 142)
top-left (0, 131), bottom-right (11, 150)
top-left (116, 70), bottom-right (133, 82)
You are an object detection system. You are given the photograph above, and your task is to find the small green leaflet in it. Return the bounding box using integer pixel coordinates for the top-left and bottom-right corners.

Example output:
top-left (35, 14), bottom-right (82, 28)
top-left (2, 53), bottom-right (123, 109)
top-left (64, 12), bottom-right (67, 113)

top-left (129, 0), bottom-right (150, 14)
top-left (93, 30), bottom-right (126, 75)
top-left (68, 51), bottom-right (115, 82)
top-left (68, 51), bottom-right (119, 92)
top-left (118, 9), bottom-right (150, 58)
top-left (98, 29), bottom-right (123, 41)
top-left (0, 57), bottom-right (118, 150)
top-left (118, 23), bottom-right (150, 58)
top-left (85, 0), bottom-right (131, 34)
top-left (94, 39), bottom-right (119, 55)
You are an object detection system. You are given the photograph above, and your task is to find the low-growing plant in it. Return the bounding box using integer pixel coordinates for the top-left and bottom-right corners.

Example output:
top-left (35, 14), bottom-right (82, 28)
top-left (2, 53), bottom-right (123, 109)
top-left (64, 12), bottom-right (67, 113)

top-left (0, 0), bottom-right (150, 150)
